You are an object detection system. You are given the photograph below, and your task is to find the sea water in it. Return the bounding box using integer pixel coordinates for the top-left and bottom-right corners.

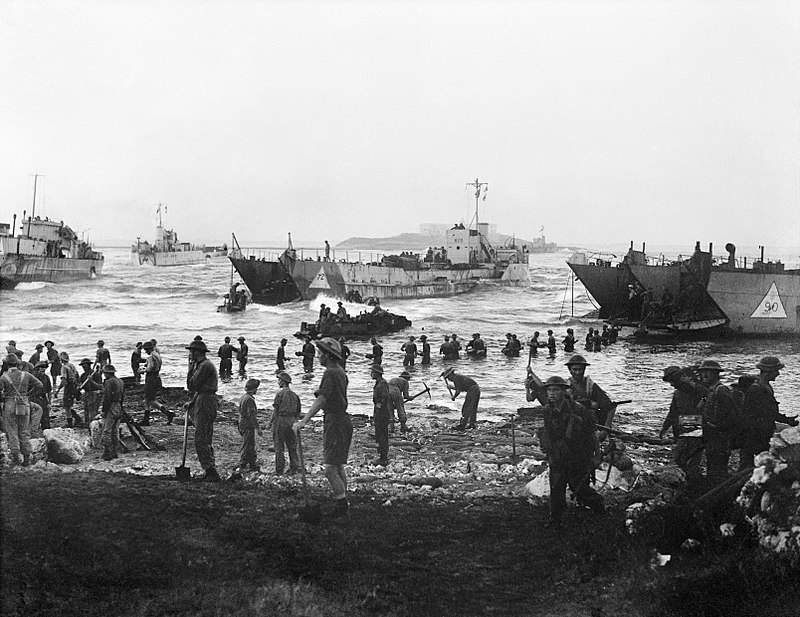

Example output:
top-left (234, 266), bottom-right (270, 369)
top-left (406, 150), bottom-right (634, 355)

top-left (1, 246), bottom-right (798, 434)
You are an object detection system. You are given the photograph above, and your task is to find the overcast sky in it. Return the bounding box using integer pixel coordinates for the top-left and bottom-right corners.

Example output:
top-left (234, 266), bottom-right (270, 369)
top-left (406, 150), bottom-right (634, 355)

top-left (2, 0), bottom-right (799, 250)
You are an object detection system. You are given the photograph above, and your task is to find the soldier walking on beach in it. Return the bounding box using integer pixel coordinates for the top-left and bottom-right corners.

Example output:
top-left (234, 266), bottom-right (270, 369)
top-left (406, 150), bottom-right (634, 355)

top-left (659, 366), bottom-right (707, 489)
top-left (697, 359), bottom-right (736, 485)
top-left (441, 367), bottom-right (480, 430)
top-left (269, 371), bottom-right (301, 475)
top-left (0, 354), bottom-right (42, 466)
top-left (140, 340), bottom-right (173, 426)
top-left (100, 365), bottom-right (124, 460)
top-left (276, 338), bottom-right (288, 372)
top-left (94, 340), bottom-right (111, 370)
top-left (218, 336), bottom-right (235, 378)
top-left (370, 364), bottom-right (392, 466)
top-left (186, 339), bottom-right (221, 482)
top-left (237, 378), bottom-right (263, 472)
top-left (236, 336), bottom-right (249, 374)
top-left (739, 356), bottom-right (798, 470)
top-left (538, 376), bottom-right (604, 529)
top-left (294, 337), bottom-right (352, 517)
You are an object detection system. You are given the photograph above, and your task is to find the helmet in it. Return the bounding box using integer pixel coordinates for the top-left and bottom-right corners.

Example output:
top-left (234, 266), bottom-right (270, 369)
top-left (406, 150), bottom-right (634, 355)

top-left (59, 351), bottom-right (70, 361)
top-left (276, 371), bottom-right (292, 384)
top-left (662, 366), bottom-right (682, 382)
top-left (102, 365), bottom-right (117, 373)
top-left (756, 356), bottom-right (785, 371)
top-left (565, 354), bottom-right (590, 367)
top-left (370, 364), bottom-right (384, 375)
top-left (4, 354), bottom-right (19, 366)
top-left (315, 337), bottom-right (342, 360)
top-left (79, 358), bottom-right (93, 366)
top-left (544, 376), bottom-right (569, 388)
top-left (698, 359), bottom-right (724, 372)
top-left (245, 378), bottom-right (261, 391)
top-left (185, 340), bottom-right (209, 353)
top-left (399, 371), bottom-right (412, 380)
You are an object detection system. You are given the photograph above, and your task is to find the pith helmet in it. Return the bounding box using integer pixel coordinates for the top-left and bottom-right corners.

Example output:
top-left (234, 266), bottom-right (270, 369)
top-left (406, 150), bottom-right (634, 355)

top-left (276, 371), bottom-right (292, 384)
top-left (186, 340), bottom-right (209, 353)
top-left (544, 376), bottom-right (570, 388)
top-left (102, 364), bottom-right (116, 373)
top-left (565, 354), bottom-right (590, 367)
top-left (370, 364), bottom-right (384, 375)
top-left (245, 378), bottom-right (261, 391)
top-left (662, 366), bottom-right (682, 382)
top-left (441, 367), bottom-right (455, 379)
top-left (756, 356), bottom-right (785, 371)
top-left (698, 359), bottom-right (724, 372)
top-left (315, 337), bottom-right (342, 360)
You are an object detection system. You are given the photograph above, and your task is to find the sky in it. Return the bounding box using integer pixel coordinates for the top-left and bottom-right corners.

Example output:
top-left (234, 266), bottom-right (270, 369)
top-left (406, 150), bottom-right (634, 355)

top-left (1, 0), bottom-right (799, 250)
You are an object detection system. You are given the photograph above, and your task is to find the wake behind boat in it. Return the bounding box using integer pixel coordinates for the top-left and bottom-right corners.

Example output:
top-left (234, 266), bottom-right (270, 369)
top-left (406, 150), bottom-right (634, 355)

top-left (0, 175), bottom-right (104, 289)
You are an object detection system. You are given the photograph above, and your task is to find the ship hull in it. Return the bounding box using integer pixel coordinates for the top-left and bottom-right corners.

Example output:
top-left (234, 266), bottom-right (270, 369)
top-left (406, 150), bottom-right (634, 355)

top-left (0, 255), bottom-right (104, 289)
top-left (132, 249), bottom-right (208, 267)
top-left (706, 269), bottom-right (800, 336)
top-left (228, 256), bottom-right (302, 304)
top-left (567, 263), bottom-right (632, 319)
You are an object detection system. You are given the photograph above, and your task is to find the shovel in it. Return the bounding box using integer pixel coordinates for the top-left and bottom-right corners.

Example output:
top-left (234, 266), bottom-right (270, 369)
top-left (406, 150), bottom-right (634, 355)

top-left (175, 402), bottom-right (191, 481)
top-left (295, 430), bottom-right (322, 525)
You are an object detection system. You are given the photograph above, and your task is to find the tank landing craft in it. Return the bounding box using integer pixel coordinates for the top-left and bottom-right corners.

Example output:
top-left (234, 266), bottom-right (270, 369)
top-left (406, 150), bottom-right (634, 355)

top-left (294, 310), bottom-right (412, 341)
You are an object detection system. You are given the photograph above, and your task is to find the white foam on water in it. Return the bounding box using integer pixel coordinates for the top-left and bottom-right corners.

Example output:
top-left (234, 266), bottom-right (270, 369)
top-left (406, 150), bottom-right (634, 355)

top-left (256, 305), bottom-right (295, 315)
top-left (14, 281), bottom-right (51, 291)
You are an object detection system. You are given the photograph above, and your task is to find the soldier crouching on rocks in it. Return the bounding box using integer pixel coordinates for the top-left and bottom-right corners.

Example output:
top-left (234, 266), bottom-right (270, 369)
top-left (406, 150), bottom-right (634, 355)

top-left (538, 376), bottom-right (604, 529)
top-left (0, 354), bottom-right (42, 466)
top-left (100, 365), bottom-right (124, 461)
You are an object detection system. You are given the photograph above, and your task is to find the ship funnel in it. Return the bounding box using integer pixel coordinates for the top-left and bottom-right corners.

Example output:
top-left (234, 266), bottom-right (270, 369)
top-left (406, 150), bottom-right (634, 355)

top-left (725, 243), bottom-right (736, 267)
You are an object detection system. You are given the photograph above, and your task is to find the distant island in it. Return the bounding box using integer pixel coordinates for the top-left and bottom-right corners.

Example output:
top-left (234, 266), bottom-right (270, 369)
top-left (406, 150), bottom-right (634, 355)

top-left (336, 231), bottom-right (558, 253)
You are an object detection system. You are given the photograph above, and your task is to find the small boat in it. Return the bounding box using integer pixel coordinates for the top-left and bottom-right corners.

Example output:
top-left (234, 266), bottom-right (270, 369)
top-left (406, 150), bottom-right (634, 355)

top-left (0, 175), bottom-right (104, 289)
top-left (132, 203), bottom-right (227, 267)
top-left (294, 308), bottom-right (412, 340)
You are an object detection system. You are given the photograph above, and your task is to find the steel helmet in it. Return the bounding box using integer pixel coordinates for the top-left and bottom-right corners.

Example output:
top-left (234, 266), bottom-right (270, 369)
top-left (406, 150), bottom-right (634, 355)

top-left (565, 354), bottom-right (590, 367)
top-left (756, 356), bottom-right (784, 371)
top-left (544, 376), bottom-right (570, 389)
top-left (315, 337), bottom-right (342, 360)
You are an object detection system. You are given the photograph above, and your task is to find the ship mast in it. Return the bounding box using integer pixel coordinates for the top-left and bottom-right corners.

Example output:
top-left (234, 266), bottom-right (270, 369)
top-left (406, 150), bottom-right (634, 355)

top-left (27, 173), bottom-right (40, 236)
top-left (466, 177), bottom-right (488, 232)
top-left (156, 202), bottom-right (166, 227)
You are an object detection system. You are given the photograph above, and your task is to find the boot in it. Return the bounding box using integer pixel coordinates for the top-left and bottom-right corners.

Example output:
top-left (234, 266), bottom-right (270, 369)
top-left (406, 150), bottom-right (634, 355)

top-left (21, 453), bottom-right (31, 467)
top-left (200, 467), bottom-right (221, 482)
top-left (66, 416), bottom-right (74, 428)
top-left (140, 410), bottom-right (151, 426)
top-left (400, 422), bottom-right (411, 433)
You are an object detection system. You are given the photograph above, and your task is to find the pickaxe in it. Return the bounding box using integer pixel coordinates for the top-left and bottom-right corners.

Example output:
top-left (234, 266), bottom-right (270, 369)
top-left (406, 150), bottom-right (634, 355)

top-left (408, 381), bottom-right (431, 402)
top-left (440, 375), bottom-right (457, 400)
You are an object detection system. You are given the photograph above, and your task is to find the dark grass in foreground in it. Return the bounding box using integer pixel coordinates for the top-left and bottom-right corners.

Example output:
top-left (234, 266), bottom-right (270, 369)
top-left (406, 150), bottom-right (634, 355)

top-left (2, 472), bottom-right (799, 617)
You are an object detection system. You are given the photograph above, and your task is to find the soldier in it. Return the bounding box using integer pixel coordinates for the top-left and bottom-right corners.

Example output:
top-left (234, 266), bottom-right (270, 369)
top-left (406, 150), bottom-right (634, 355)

top-left (538, 376), bottom-right (604, 529)
top-left (365, 335), bottom-right (383, 365)
top-left (236, 336), bottom-right (249, 374)
top-left (401, 336), bottom-right (417, 367)
top-left (237, 378), bottom-right (263, 472)
top-left (450, 334), bottom-right (462, 359)
top-left (697, 359), bottom-right (736, 485)
top-left (44, 340), bottom-right (62, 383)
top-left (29, 343), bottom-right (44, 366)
top-left (659, 366), bottom-right (707, 489)
top-left (562, 329), bottom-right (576, 353)
top-left (78, 358), bottom-right (103, 427)
top-left (546, 330), bottom-right (557, 357)
top-left (276, 338), bottom-right (288, 372)
top-left (466, 333), bottom-right (486, 358)
top-left (31, 361), bottom-right (52, 431)
top-left (0, 354), bottom-right (42, 465)
top-left (564, 354), bottom-right (615, 429)
top-left (298, 336), bottom-right (316, 373)
top-left (56, 351), bottom-right (82, 428)
top-left (388, 370), bottom-right (413, 433)
top-left (140, 340), bottom-right (173, 425)
top-left (293, 337), bottom-right (352, 517)
top-left (269, 371), bottom-right (301, 475)
top-left (338, 338), bottom-right (351, 371)
top-left (186, 339), bottom-right (221, 482)
top-left (94, 340), bottom-right (111, 370)
top-left (100, 365), bottom-right (124, 460)
top-left (370, 364), bottom-right (392, 466)
top-left (501, 333), bottom-right (516, 357)
top-left (440, 335), bottom-right (455, 360)
top-left (418, 334), bottom-right (431, 365)
top-left (217, 336), bottom-right (235, 378)
top-left (441, 367), bottom-right (480, 430)
top-left (130, 342), bottom-right (146, 385)
top-left (740, 356), bottom-right (798, 470)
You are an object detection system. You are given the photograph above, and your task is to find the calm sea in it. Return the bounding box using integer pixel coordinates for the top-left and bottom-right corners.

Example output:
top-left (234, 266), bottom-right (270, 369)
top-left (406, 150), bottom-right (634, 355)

top-left (1, 246), bottom-right (798, 433)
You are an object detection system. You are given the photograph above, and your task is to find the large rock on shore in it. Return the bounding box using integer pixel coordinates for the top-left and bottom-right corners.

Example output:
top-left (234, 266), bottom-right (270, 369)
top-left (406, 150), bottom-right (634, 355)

top-left (44, 428), bottom-right (90, 464)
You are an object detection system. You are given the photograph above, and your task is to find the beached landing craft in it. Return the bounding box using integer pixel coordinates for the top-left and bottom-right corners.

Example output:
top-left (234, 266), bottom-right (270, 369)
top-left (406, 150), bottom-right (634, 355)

top-left (229, 178), bottom-right (531, 305)
top-left (568, 242), bottom-right (799, 337)
top-left (131, 203), bottom-right (227, 267)
top-left (0, 175), bottom-right (104, 289)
